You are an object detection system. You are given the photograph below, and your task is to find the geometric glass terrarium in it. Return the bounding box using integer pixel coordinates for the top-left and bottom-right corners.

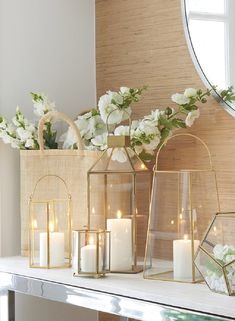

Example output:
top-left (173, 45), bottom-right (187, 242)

top-left (195, 212), bottom-right (235, 295)
top-left (88, 133), bottom-right (151, 274)
top-left (144, 134), bottom-right (220, 283)
top-left (29, 175), bottom-right (72, 269)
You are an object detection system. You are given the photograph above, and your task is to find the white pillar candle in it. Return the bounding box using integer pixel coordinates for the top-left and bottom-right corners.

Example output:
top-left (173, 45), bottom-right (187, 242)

top-left (107, 210), bottom-right (132, 271)
top-left (40, 232), bottom-right (65, 267)
top-left (173, 236), bottom-right (200, 280)
top-left (80, 240), bottom-right (102, 273)
top-left (72, 231), bottom-right (78, 272)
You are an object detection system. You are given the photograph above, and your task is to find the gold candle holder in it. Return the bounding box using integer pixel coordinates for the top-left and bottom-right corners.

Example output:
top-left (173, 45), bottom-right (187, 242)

top-left (73, 229), bottom-right (110, 278)
top-left (29, 175), bottom-right (72, 269)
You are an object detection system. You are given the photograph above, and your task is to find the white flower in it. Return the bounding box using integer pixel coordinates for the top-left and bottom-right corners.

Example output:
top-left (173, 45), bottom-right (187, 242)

top-left (138, 120), bottom-right (160, 136)
top-left (184, 88), bottom-right (197, 98)
top-left (171, 93), bottom-right (190, 105)
top-left (33, 95), bottom-right (56, 117)
top-left (0, 118), bottom-right (7, 130)
top-left (142, 136), bottom-right (160, 154)
top-left (16, 127), bottom-right (33, 142)
top-left (114, 125), bottom-right (130, 136)
top-left (144, 109), bottom-right (161, 125)
top-left (185, 109), bottom-right (200, 127)
top-left (120, 87), bottom-right (130, 95)
top-left (25, 138), bottom-right (35, 148)
top-left (91, 133), bottom-right (107, 151)
top-left (98, 91), bottom-right (127, 125)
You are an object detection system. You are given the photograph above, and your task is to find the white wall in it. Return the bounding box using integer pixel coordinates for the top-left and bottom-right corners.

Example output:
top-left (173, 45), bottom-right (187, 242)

top-left (0, 0), bottom-right (97, 320)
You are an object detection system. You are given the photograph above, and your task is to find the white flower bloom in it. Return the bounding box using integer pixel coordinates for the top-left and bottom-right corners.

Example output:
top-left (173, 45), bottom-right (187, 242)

top-left (144, 109), bottom-right (161, 125)
top-left (142, 136), bottom-right (160, 154)
top-left (98, 91), bottom-right (126, 125)
top-left (114, 125), bottom-right (130, 136)
top-left (184, 88), bottom-right (197, 98)
top-left (138, 120), bottom-right (160, 136)
top-left (91, 133), bottom-right (107, 151)
top-left (120, 87), bottom-right (130, 95)
top-left (25, 138), bottom-right (35, 148)
top-left (171, 93), bottom-right (190, 105)
top-left (185, 109), bottom-right (200, 127)
top-left (33, 95), bottom-right (56, 117)
top-left (16, 127), bottom-right (33, 142)
top-left (0, 118), bottom-right (7, 130)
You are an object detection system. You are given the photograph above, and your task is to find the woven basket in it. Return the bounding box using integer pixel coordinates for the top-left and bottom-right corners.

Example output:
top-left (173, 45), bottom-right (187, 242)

top-left (20, 111), bottom-right (101, 256)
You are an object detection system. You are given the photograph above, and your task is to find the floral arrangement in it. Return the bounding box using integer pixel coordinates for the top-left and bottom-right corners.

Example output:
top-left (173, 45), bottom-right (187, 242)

top-left (61, 86), bottom-right (214, 160)
top-left (205, 244), bottom-right (235, 294)
top-left (0, 86), bottom-right (234, 160)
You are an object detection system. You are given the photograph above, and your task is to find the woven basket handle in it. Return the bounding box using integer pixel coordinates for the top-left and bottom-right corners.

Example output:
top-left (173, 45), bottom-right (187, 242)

top-left (38, 111), bottom-right (84, 151)
top-left (155, 133), bottom-right (213, 170)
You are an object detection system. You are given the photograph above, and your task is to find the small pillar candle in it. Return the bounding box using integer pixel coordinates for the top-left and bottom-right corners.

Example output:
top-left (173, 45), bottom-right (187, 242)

top-left (80, 237), bottom-right (102, 273)
top-left (173, 235), bottom-right (200, 280)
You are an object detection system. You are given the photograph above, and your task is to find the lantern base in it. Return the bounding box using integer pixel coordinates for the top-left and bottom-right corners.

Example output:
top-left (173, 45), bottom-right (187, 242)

top-left (111, 265), bottom-right (143, 274)
top-left (73, 272), bottom-right (106, 278)
top-left (29, 263), bottom-right (71, 269)
top-left (143, 269), bottom-right (203, 283)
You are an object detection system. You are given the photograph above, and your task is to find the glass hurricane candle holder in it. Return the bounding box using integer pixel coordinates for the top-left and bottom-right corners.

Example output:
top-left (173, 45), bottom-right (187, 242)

top-left (29, 175), bottom-right (72, 269)
top-left (87, 119), bottom-right (151, 274)
top-left (73, 229), bottom-right (110, 277)
top-left (144, 134), bottom-right (220, 283)
top-left (195, 212), bottom-right (235, 295)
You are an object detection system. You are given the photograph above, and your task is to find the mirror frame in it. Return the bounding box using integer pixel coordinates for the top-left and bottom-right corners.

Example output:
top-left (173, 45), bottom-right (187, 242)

top-left (181, 0), bottom-right (235, 117)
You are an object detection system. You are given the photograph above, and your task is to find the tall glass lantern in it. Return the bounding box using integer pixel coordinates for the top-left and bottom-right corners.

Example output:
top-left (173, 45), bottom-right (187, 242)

top-left (87, 130), bottom-right (151, 273)
top-left (29, 175), bottom-right (72, 269)
top-left (144, 134), bottom-right (220, 283)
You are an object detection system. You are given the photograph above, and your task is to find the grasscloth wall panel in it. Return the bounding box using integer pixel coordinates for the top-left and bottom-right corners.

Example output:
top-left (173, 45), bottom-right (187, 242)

top-left (96, 0), bottom-right (235, 213)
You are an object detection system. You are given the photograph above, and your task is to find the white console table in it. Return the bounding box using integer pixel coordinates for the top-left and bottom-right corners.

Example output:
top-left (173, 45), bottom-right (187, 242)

top-left (0, 257), bottom-right (234, 321)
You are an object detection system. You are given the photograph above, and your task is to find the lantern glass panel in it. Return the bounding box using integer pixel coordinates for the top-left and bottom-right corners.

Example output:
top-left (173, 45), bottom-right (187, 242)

top-left (144, 170), bottom-right (219, 282)
top-left (88, 144), bottom-right (151, 273)
top-left (73, 230), bottom-right (110, 277)
top-left (29, 175), bottom-right (71, 269)
top-left (195, 213), bottom-right (235, 295)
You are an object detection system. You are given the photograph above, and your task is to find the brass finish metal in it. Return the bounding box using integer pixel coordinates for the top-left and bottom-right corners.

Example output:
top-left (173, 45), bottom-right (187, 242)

top-left (107, 135), bottom-right (130, 147)
top-left (29, 174), bottom-right (72, 269)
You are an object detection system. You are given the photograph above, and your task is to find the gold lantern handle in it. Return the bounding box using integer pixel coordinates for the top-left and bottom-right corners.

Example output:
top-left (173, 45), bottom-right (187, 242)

top-left (38, 111), bottom-right (84, 152)
top-left (106, 108), bottom-right (132, 136)
top-left (30, 174), bottom-right (71, 200)
top-left (155, 133), bottom-right (213, 170)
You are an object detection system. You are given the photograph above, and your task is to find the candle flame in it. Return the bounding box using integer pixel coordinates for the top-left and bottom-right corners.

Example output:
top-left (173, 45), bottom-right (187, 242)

top-left (179, 213), bottom-right (183, 220)
top-left (136, 208), bottom-right (138, 215)
top-left (49, 221), bottom-right (54, 233)
top-left (213, 226), bottom-right (217, 232)
top-left (170, 220), bottom-right (174, 225)
top-left (117, 210), bottom-right (122, 219)
top-left (89, 237), bottom-right (94, 245)
top-left (32, 219), bottom-right (38, 229)
top-left (92, 207), bottom-right (95, 214)
top-left (141, 164), bottom-right (146, 170)
top-left (184, 234), bottom-right (188, 241)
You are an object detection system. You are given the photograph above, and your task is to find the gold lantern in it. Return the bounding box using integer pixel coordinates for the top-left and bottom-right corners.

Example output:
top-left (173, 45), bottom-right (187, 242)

top-left (29, 175), bottom-right (72, 268)
top-left (144, 134), bottom-right (220, 283)
top-left (195, 212), bottom-right (235, 295)
top-left (87, 113), bottom-right (151, 273)
top-left (73, 229), bottom-right (110, 278)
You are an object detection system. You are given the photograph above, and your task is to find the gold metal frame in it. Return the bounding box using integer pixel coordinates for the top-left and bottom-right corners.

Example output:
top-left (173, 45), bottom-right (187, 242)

top-left (29, 174), bottom-right (72, 269)
top-left (144, 133), bottom-right (221, 283)
top-left (87, 109), bottom-right (151, 274)
top-left (73, 229), bottom-right (111, 278)
top-left (195, 211), bottom-right (235, 296)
